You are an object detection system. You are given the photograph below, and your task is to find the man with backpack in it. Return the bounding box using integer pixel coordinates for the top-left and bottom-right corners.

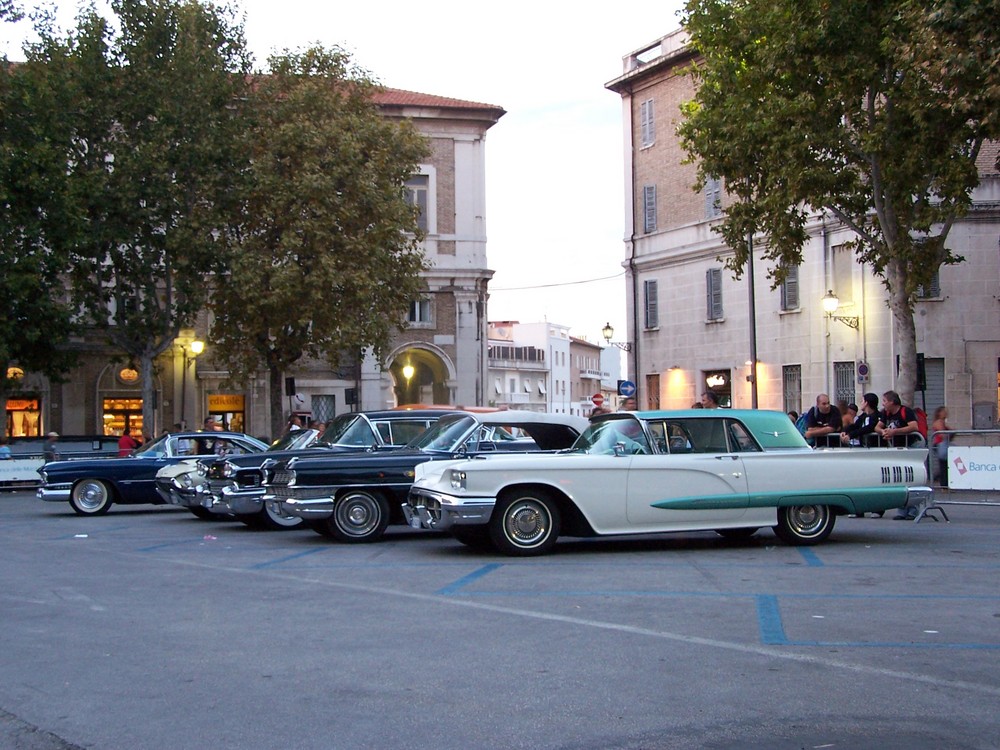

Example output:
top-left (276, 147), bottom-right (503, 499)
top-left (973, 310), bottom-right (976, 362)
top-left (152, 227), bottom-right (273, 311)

top-left (875, 390), bottom-right (921, 448)
top-left (804, 394), bottom-right (843, 448)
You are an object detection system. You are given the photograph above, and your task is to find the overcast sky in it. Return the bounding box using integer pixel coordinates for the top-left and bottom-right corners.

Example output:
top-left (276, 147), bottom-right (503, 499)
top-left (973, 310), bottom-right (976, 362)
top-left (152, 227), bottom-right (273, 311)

top-left (1, 0), bottom-right (688, 344)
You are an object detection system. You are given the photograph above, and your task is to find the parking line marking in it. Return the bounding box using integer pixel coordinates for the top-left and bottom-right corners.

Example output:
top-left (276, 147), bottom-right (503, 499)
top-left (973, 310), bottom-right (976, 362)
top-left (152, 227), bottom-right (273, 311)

top-left (251, 547), bottom-right (328, 569)
top-left (436, 563), bottom-right (503, 595)
top-left (797, 547), bottom-right (823, 566)
top-left (756, 595), bottom-right (788, 644)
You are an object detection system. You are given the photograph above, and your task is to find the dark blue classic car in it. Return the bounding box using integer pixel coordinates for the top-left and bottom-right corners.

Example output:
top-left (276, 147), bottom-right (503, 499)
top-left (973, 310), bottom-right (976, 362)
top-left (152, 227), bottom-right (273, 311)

top-left (198, 409), bottom-right (455, 529)
top-left (37, 431), bottom-right (268, 516)
top-left (264, 411), bottom-right (588, 543)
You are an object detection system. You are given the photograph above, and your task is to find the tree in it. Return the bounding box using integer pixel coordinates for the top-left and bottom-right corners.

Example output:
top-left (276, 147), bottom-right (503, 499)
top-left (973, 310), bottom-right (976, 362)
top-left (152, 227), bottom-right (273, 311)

top-left (23, 0), bottom-right (251, 436)
top-left (209, 46), bottom-right (429, 439)
top-left (0, 30), bottom-right (82, 433)
top-left (679, 0), bottom-right (1000, 405)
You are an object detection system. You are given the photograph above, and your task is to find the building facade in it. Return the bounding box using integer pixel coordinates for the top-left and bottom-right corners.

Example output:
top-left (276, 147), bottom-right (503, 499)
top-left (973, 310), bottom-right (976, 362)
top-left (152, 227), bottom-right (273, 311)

top-left (606, 30), bottom-right (1000, 427)
top-left (4, 89), bottom-right (504, 441)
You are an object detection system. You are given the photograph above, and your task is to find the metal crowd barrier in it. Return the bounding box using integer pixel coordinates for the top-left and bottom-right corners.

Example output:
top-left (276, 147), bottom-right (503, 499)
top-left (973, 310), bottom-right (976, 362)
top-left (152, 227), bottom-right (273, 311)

top-left (927, 429), bottom-right (1000, 507)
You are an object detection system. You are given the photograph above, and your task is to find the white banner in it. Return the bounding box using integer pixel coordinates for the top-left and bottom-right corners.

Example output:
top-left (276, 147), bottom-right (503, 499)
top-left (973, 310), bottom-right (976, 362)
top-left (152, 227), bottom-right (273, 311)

top-left (948, 446), bottom-right (1000, 490)
top-left (0, 458), bottom-right (45, 484)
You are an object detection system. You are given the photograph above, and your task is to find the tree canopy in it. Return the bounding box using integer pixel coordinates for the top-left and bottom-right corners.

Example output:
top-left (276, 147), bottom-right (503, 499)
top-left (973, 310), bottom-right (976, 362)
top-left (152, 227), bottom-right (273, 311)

top-left (209, 45), bottom-right (429, 438)
top-left (12, 0), bottom-right (252, 435)
top-left (679, 0), bottom-right (1000, 403)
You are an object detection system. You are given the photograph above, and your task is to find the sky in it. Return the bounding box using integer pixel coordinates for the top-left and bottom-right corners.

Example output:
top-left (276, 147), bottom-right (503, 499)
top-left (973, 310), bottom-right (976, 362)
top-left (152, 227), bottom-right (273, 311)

top-left (1, 0), bottom-right (689, 344)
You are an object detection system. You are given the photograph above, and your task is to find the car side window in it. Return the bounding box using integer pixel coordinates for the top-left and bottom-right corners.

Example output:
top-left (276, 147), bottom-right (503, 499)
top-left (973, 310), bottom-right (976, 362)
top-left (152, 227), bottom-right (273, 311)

top-left (727, 420), bottom-right (761, 452)
top-left (672, 419), bottom-right (728, 453)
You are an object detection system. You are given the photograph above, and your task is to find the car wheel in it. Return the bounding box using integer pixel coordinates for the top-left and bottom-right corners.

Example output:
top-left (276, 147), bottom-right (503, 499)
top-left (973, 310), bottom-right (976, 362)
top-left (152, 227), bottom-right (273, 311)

top-left (243, 502), bottom-right (304, 531)
top-left (715, 527), bottom-right (760, 540)
top-left (324, 490), bottom-right (390, 543)
top-left (774, 505), bottom-right (835, 545)
top-left (70, 479), bottom-right (115, 516)
top-left (452, 526), bottom-right (495, 551)
top-left (489, 489), bottom-right (560, 556)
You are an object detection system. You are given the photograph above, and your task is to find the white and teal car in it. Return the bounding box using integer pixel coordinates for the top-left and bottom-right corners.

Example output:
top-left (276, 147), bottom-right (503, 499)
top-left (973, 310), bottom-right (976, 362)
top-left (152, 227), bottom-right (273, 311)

top-left (403, 410), bottom-right (934, 556)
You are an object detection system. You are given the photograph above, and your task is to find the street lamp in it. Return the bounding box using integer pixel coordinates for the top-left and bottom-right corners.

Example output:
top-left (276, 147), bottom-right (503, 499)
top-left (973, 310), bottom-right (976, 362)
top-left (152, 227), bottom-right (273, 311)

top-left (822, 290), bottom-right (860, 330)
top-left (601, 322), bottom-right (632, 352)
top-left (180, 339), bottom-right (204, 429)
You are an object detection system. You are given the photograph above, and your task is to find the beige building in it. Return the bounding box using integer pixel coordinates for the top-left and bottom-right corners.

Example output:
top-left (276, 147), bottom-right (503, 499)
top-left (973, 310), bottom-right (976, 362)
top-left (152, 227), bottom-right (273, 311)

top-left (5, 89), bottom-right (505, 440)
top-left (606, 29), bottom-right (1000, 427)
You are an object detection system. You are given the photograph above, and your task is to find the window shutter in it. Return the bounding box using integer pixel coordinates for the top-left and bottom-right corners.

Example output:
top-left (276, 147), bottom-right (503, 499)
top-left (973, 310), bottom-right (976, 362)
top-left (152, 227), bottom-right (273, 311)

top-left (644, 279), bottom-right (659, 329)
top-left (707, 268), bottom-right (723, 320)
top-left (643, 185), bottom-right (656, 233)
top-left (781, 266), bottom-right (800, 310)
top-left (640, 99), bottom-right (655, 147)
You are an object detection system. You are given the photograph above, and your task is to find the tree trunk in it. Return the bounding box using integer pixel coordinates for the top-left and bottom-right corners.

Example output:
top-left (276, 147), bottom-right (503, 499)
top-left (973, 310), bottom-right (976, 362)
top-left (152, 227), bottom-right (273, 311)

top-left (140, 353), bottom-right (157, 441)
top-left (885, 257), bottom-right (917, 407)
top-left (268, 365), bottom-right (286, 443)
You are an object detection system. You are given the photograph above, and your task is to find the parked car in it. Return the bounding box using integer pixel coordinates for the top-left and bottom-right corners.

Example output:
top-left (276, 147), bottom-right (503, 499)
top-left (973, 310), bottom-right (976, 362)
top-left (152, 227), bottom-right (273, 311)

top-left (402, 409), bottom-right (935, 556)
top-left (154, 428), bottom-right (320, 520)
top-left (37, 432), bottom-right (268, 516)
top-left (264, 411), bottom-right (588, 542)
top-left (198, 410), bottom-right (455, 530)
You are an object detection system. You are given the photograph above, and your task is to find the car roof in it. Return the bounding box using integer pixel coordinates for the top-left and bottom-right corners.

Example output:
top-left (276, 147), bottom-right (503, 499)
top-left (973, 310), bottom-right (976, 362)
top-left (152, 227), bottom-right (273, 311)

top-left (438, 411), bottom-right (589, 430)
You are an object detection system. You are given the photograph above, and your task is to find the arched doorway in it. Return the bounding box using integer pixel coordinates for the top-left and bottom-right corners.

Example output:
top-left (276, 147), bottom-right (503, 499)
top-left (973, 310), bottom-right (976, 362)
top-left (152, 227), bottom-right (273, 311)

top-left (389, 345), bottom-right (454, 406)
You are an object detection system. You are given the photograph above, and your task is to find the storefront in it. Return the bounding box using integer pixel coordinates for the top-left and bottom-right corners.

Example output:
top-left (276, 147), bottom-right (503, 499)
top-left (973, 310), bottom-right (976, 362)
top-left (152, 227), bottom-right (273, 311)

top-left (207, 394), bottom-right (246, 433)
top-left (5, 397), bottom-right (42, 438)
top-left (102, 397), bottom-right (144, 437)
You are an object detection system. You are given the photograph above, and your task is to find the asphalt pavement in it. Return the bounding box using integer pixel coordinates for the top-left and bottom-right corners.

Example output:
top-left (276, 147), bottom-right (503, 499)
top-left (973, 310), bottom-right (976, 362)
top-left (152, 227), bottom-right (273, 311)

top-left (1, 489), bottom-right (998, 750)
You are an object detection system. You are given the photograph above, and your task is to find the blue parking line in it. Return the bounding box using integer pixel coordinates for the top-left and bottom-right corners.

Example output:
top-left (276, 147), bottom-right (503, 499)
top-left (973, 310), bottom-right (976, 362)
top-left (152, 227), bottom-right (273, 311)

top-left (251, 547), bottom-right (328, 569)
top-left (797, 547), bottom-right (823, 566)
top-left (436, 563), bottom-right (503, 595)
top-left (756, 595), bottom-right (788, 644)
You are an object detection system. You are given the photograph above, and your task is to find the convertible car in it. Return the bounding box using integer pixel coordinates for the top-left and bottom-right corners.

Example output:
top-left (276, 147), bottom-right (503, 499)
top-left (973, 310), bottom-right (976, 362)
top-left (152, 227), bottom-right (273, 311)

top-left (197, 409), bottom-right (454, 530)
top-left (264, 411), bottom-right (588, 543)
top-left (402, 410), bottom-right (934, 556)
top-left (37, 431), bottom-right (268, 516)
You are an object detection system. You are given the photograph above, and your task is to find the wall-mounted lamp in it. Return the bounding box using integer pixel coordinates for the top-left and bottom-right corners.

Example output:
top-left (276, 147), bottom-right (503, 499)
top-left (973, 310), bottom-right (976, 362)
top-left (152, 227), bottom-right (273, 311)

top-left (402, 363), bottom-right (415, 381)
top-left (822, 290), bottom-right (860, 330)
top-left (601, 322), bottom-right (632, 352)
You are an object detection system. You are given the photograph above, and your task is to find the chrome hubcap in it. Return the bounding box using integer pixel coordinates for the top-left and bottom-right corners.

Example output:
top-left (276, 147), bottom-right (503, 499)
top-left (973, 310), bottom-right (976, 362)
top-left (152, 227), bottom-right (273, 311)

top-left (505, 501), bottom-right (548, 546)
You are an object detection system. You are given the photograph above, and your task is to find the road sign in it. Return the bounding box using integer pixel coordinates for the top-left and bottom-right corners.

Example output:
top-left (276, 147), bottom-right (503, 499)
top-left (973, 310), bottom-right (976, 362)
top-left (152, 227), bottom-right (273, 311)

top-left (591, 393), bottom-right (605, 407)
top-left (618, 380), bottom-right (636, 397)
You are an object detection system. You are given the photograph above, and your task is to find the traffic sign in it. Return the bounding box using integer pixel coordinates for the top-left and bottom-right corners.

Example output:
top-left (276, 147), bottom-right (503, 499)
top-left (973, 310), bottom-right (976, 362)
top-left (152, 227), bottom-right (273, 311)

top-left (618, 380), bottom-right (636, 397)
top-left (591, 393), bottom-right (605, 407)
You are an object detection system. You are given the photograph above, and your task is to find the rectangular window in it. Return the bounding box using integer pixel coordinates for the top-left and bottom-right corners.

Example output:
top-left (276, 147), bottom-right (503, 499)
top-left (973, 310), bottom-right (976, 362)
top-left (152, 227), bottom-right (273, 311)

top-left (706, 268), bottom-right (723, 321)
top-left (780, 265), bottom-right (800, 311)
top-left (408, 298), bottom-right (432, 324)
top-left (782, 365), bottom-right (802, 415)
top-left (643, 185), bottom-right (657, 233)
top-left (639, 99), bottom-right (655, 147)
top-left (834, 361), bottom-right (855, 407)
top-left (704, 177), bottom-right (722, 218)
top-left (644, 279), bottom-right (659, 329)
top-left (917, 271), bottom-right (941, 299)
top-left (404, 175), bottom-right (429, 232)
top-left (832, 244), bottom-right (853, 306)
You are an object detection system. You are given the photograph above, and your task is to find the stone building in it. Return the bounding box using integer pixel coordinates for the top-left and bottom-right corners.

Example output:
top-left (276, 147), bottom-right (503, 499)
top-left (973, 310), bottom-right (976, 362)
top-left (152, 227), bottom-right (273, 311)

top-left (605, 29), bottom-right (1000, 426)
top-left (4, 89), bottom-right (505, 440)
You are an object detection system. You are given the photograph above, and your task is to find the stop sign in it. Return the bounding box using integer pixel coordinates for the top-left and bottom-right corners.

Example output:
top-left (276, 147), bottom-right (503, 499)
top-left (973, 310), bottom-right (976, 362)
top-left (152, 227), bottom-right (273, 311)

top-left (591, 393), bottom-right (605, 407)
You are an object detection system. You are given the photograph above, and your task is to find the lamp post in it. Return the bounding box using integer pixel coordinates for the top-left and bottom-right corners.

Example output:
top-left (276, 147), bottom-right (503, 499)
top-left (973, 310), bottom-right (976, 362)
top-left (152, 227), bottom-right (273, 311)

top-left (402, 363), bottom-right (415, 403)
top-left (601, 322), bottom-right (632, 352)
top-left (180, 339), bottom-right (204, 429)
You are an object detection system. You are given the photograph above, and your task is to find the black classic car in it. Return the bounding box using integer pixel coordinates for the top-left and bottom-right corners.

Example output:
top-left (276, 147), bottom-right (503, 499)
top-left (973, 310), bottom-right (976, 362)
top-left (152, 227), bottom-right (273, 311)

top-left (197, 409), bottom-right (455, 529)
top-left (263, 411), bottom-right (588, 543)
top-left (37, 431), bottom-right (268, 516)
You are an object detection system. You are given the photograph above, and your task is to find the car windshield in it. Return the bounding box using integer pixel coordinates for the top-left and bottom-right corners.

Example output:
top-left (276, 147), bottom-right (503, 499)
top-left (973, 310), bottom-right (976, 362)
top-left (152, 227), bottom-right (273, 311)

top-left (316, 414), bottom-right (378, 447)
top-left (572, 417), bottom-right (651, 455)
top-left (134, 433), bottom-right (170, 457)
top-left (270, 428), bottom-right (318, 451)
top-left (406, 414), bottom-right (478, 452)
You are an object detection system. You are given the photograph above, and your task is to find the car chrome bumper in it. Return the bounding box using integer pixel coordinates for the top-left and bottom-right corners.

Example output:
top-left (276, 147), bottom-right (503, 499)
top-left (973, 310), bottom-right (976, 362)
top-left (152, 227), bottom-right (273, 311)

top-left (273, 496), bottom-right (335, 520)
top-left (402, 488), bottom-right (495, 531)
top-left (37, 485), bottom-right (71, 502)
top-left (219, 484), bottom-right (266, 515)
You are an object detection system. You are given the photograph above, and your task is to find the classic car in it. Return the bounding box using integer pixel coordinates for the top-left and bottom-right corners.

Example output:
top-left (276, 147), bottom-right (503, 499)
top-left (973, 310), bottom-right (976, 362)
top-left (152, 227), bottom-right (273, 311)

top-left (153, 428), bottom-right (319, 520)
top-left (199, 409), bottom-right (454, 530)
top-left (264, 411), bottom-right (588, 543)
top-left (402, 409), bottom-right (935, 556)
top-left (37, 431), bottom-right (268, 516)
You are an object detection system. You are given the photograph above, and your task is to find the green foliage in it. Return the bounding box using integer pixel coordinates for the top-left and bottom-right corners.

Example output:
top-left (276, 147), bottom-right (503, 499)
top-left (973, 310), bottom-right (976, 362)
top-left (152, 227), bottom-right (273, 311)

top-left (11, 0), bottom-right (252, 432)
top-left (210, 44), bottom-right (429, 435)
top-left (679, 0), bottom-right (999, 400)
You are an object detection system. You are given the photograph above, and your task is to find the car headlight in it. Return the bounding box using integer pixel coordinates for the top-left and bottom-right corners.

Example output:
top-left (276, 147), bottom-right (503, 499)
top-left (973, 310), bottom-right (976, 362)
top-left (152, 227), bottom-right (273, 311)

top-left (449, 470), bottom-right (467, 490)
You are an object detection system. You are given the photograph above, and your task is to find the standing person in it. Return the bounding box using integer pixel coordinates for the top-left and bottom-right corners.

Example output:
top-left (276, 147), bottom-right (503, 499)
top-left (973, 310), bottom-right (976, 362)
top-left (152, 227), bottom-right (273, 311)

top-left (618, 398), bottom-right (637, 412)
top-left (841, 393), bottom-right (880, 447)
top-left (43, 432), bottom-right (60, 462)
top-left (804, 394), bottom-right (842, 447)
top-left (700, 391), bottom-right (720, 409)
top-left (931, 406), bottom-right (952, 487)
top-left (118, 428), bottom-right (139, 457)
